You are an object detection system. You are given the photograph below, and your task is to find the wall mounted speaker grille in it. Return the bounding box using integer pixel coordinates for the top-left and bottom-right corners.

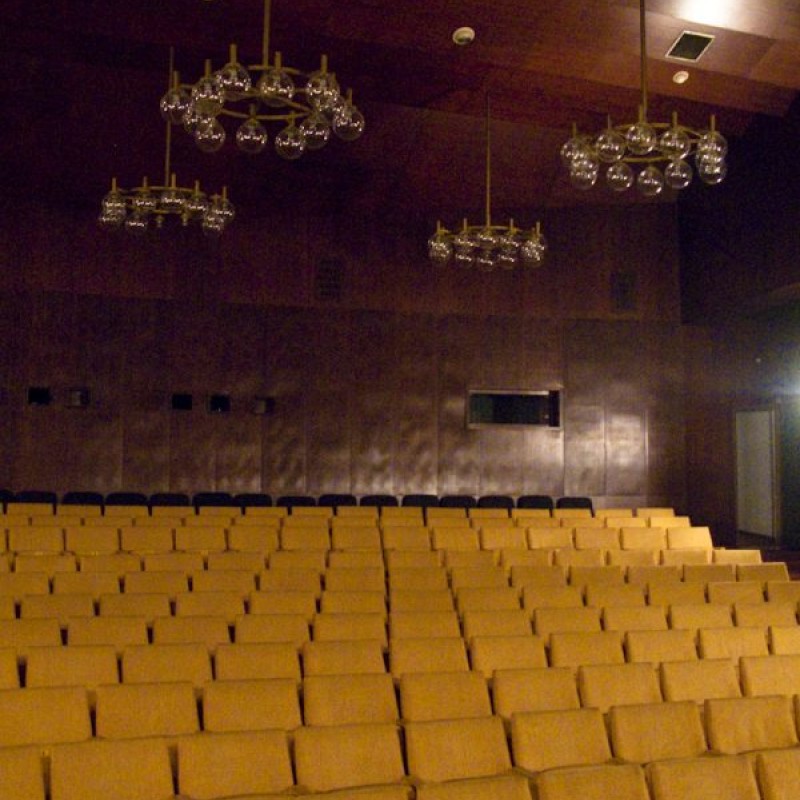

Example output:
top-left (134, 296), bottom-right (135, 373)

top-left (171, 393), bottom-right (193, 411)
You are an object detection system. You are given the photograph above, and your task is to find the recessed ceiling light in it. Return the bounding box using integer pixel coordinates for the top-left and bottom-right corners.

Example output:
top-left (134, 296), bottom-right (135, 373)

top-left (673, 70), bottom-right (690, 84)
top-left (452, 26), bottom-right (475, 46)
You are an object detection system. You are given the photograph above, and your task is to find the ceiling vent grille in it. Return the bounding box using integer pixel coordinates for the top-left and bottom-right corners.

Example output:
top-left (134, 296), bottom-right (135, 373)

top-left (666, 31), bottom-right (714, 62)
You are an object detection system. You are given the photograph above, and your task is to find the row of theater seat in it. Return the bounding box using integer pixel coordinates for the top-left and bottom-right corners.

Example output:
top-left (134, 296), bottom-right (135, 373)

top-left (0, 501), bottom-right (675, 523)
top-left (0, 521), bottom-right (712, 552)
top-left (5, 616), bottom-right (800, 677)
top-left (9, 646), bottom-right (800, 710)
top-left (1, 684), bottom-right (800, 799)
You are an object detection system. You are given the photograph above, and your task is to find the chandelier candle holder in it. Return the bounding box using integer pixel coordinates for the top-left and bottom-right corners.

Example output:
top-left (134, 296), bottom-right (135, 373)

top-left (428, 97), bottom-right (546, 271)
top-left (160, 0), bottom-right (365, 160)
top-left (99, 51), bottom-right (235, 235)
top-left (560, 0), bottom-right (727, 196)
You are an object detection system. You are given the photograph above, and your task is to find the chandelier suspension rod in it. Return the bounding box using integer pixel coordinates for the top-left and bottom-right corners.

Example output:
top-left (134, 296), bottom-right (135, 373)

top-left (484, 94), bottom-right (492, 228)
top-left (163, 47), bottom-right (176, 187)
top-left (639, 0), bottom-right (649, 119)
top-left (262, 0), bottom-right (271, 67)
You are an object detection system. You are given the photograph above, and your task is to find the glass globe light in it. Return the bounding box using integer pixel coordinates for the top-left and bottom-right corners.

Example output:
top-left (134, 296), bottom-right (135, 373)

top-left (453, 246), bottom-right (474, 268)
top-left (696, 154), bottom-right (727, 185)
top-left (159, 188), bottom-right (186, 213)
top-left (194, 117), bottom-right (226, 153)
top-left (428, 234), bottom-right (453, 264)
top-left (98, 208), bottom-right (125, 228)
top-left (664, 158), bottom-right (693, 190)
top-left (697, 130), bottom-right (728, 160)
top-left (306, 70), bottom-right (341, 114)
top-left (274, 122), bottom-right (306, 160)
top-left (605, 161), bottom-right (635, 192)
top-left (131, 190), bottom-right (157, 214)
top-left (636, 165), bottom-right (665, 197)
top-left (101, 189), bottom-right (127, 217)
top-left (160, 86), bottom-right (191, 124)
top-left (257, 67), bottom-right (295, 107)
top-left (236, 117), bottom-right (268, 154)
top-left (453, 230), bottom-right (474, 251)
top-left (520, 234), bottom-right (547, 267)
top-left (208, 195), bottom-right (235, 224)
top-left (300, 112), bottom-right (331, 150)
top-left (496, 249), bottom-right (517, 270)
top-left (332, 104), bottom-right (365, 142)
top-left (474, 227), bottom-right (498, 251)
top-left (124, 212), bottom-right (148, 234)
top-left (202, 214), bottom-right (226, 236)
top-left (184, 192), bottom-right (209, 217)
top-left (626, 121), bottom-right (657, 156)
top-left (191, 74), bottom-right (225, 116)
top-left (182, 105), bottom-right (212, 136)
top-left (658, 127), bottom-right (691, 160)
top-left (215, 61), bottom-right (252, 101)
top-left (596, 128), bottom-right (626, 163)
top-left (569, 152), bottom-right (600, 190)
top-left (560, 134), bottom-right (589, 166)
top-left (475, 251), bottom-right (495, 272)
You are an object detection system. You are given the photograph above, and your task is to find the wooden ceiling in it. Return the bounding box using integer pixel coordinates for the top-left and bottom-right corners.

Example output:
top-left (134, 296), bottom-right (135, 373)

top-left (3, 0), bottom-right (800, 224)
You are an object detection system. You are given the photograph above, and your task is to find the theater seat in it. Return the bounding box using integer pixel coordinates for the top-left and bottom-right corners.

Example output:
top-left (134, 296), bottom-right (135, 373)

top-left (536, 763), bottom-right (650, 800)
top-left (0, 747), bottom-right (45, 800)
top-left (647, 755), bottom-right (760, 800)
top-left (177, 730), bottom-right (295, 799)
top-left (50, 738), bottom-right (174, 800)
top-left (294, 723), bottom-right (406, 794)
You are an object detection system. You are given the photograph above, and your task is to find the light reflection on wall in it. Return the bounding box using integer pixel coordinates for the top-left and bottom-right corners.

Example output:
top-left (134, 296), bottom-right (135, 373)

top-left (676, 0), bottom-right (738, 29)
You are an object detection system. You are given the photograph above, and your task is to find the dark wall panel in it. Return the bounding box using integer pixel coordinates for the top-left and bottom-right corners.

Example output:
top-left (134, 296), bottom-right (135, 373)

top-left (0, 200), bottom-right (689, 508)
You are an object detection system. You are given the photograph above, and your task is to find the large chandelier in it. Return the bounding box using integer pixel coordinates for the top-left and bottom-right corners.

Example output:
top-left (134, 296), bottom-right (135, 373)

top-left (428, 97), bottom-right (546, 271)
top-left (99, 51), bottom-right (234, 235)
top-left (560, 0), bottom-right (727, 196)
top-left (160, 0), bottom-right (365, 160)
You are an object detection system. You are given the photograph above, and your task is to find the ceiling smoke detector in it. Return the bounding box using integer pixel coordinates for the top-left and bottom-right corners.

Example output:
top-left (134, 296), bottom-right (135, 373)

top-left (452, 27), bottom-right (476, 46)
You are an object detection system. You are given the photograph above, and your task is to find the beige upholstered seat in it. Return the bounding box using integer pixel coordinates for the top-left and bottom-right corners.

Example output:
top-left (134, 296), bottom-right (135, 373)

top-left (548, 631), bottom-right (624, 670)
top-left (536, 763), bottom-right (650, 800)
top-left (511, 707), bottom-right (611, 773)
top-left (303, 639), bottom-right (387, 675)
top-left (577, 662), bottom-right (662, 712)
top-left (121, 642), bottom-right (212, 687)
top-left (399, 670), bottom-right (492, 721)
top-left (740, 654), bottom-right (800, 697)
top-left (50, 738), bottom-right (175, 800)
top-left (647, 755), bottom-right (760, 800)
top-left (405, 716), bottom-right (513, 784)
top-left (202, 677), bottom-right (301, 732)
top-left (215, 641), bottom-right (300, 682)
top-left (390, 637), bottom-right (469, 678)
top-left (95, 681), bottom-right (199, 739)
top-left (705, 695), bottom-right (798, 755)
top-left (469, 635), bottom-right (548, 677)
top-left (0, 747), bottom-right (46, 800)
top-left (492, 667), bottom-right (579, 720)
top-left (660, 658), bottom-right (741, 704)
top-left (304, 672), bottom-right (399, 726)
top-left (0, 686), bottom-right (91, 747)
top-left (294, 722), bottom-right (406, 794)
top-left (608, 700), bottom-right (706, 763)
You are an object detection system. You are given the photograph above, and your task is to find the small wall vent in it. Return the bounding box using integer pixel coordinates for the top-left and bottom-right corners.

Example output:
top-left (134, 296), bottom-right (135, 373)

top-left (666, 31), bottom-right (714, 62)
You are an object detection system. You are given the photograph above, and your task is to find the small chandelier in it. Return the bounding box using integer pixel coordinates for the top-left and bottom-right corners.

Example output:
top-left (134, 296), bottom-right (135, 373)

top-left (160, 0), bottom-right (365, 160)
top-left (428, 96), bottom-right (546, 271)
top-left (99, 50), bottom-right (234, 235)
top-left (560, 0), bottom-right (727, 196)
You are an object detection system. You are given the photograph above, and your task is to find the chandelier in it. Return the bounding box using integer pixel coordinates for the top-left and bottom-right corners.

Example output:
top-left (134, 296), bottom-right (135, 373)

top-left (99, 50), bottom-right (235, 235)
top-left (428, 97), bottom-right (546, 271)
top-left (560, 0), bottom-right (727, 196)
top-left (160, 0), bottom-right (365, 160)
